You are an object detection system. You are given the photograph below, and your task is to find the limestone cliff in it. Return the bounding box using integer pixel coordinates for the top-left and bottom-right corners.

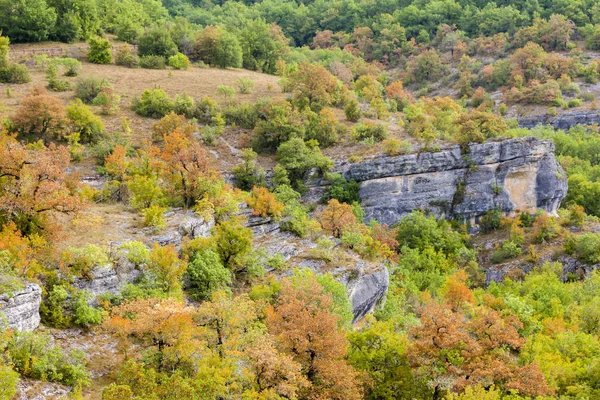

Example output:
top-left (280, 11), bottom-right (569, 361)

top-left (519, 111), bottom-right (600, 130)
top-left (0, 283), bottom-right (42, 331)
top-left (338, 137), bottom-right (567, 226)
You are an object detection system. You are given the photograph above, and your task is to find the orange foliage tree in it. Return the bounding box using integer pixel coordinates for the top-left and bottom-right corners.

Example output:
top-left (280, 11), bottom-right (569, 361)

top-left (9, 87), bottom-right (68, 142)
top-left (0, 133), bottom-right (81, 234)
top-left (266, 276), bottom-right (362, 400)
top-left (247, 186), bottom-right (284, 218)
top-left (319, 199), bottom-right (357, 238)
top-left (408, 279), bottom-right (553, 399)
top-left (289, 61), bottom-right (339, 111)
top-left (155, 130), bottom-right (219, 209)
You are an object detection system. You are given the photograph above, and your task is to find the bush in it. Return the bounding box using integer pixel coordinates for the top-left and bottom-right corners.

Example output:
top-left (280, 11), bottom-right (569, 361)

top-left (143, 205), bottom-right (167, 229)
top-left (217, 85), bottom-right (236, 102)
top-left (192, 96), bottom-right (219, 124)
top-left (565, 233), bottom-right (600, 264)
top-left (9, 88), bottom-right (68, 141)
top-left (277, 138), bottom-right (333, 185)
top-left (61, 244), bottom-right (110, 279)
top-left (186, 249), bottom-right (232, 300)
top-left (247, 187), bottom-right (284, 218)
top-left (531, 213), bottom-right (561, 244)
top-left (491, 240), bottom-right (523, 263)
top-left (382, 138), bottom-right (411, 156)
top-left (72, 290), bottom-right (103, 327)
top-left (351, 122), bottom-right (387, 142)
top-left (328, 174), bottom-right (360, 204)
top-left (115, 45), bottom-right (138, 68)
top-left (137, 28), bottom-right (178, 58)
top-left (118, 241), bottom-right (150, 267)
top-left (59, 58), bottom-right (81, 77)
top-left (67, 99), bottom-right (104, 143)
top-left (8, 331), bottom-right (90, 387)
top-left (92, 87), bottom-right (121, 115)
top-left (173, 93), bottom-right (194, 117)
top-left (231, 148), bottom-right (266, 190)
top-left (139, 55), bottom-right (166, 70)
top-left (567, 98), bottom-right (583, 108)
top-left (223, 100), bottom-right (266, 129)
top-left (480, 208), bottom-right (504, 233)
top-left (0, 63), bottom-right (31, 84)
top-left (344, 99), bottom-right (361, 121)
top-left (305, 108), bottom-right (340, 148)
top-left (168, 52), bottom-right (190, 70)
top-left (151, 112), bottom-right (194, 142)
top-left (132, 89), bottom-right (174, 118)
top-left (87, 36), bottom-right (112, 64)
top-left (236, 77), bottom-right (255, 94)
top-left (45, 64), bottom-right (70, 92)
top-left (75, 77), bottom-right (111, 104)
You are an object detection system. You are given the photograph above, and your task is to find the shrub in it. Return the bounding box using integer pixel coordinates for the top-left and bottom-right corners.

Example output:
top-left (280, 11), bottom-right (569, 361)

top-left (328, 174), bottom-right (360, 204)
top-left (186, 249), bottom-right (232, 300)
top-left (61, 244), bottom-right (110, 279)
top-left (0, 63), bottom-right (31, 84)
top-left (236, 77), bottom-right (255, 94)
top-left (59, 58), bottom-right (81, 77)
top-left (351, 122), bottom-right (387, 142)
top-left (382, 138), bottom-right (411, 156)
top-left (67, 99), bottom-right (104, 143)
top-left (531, 213), bottom-right (561, 244)
top-left (139, 55), bottom-right (166, 70)
top-left (192, 96), bottom-right (219, 124)
top-left (344, 99), bottom-right (361, 121)
top-left (277, 138), bottom-right (333, 185)
top-left (173, 93), bottom-right (195, 117)
top-left (247, 187), bottom-right (284, 218)
top-left (217, 85), bottom-right (236, 102)
top-left (137, 28), bottom-right (178, 58)
top-left (8, 331), bottom-right (90, 387)
top-left (46, 64), bottom-right (70, 92)
top-left (72, 290), bottom-right (103, 327)
top-left (92, 87), bottom-right (121, 115)
top-left (75, 77), bottom-right (111, 104)
top-left (115, 45), bottom-right (138, 68)
top-left (224, 101), bottom-right (264, 129)
top-left (565, 233), bottom-right (600, 264)
top-left (9, 88), bottom-right (68, 141)
top-left (87, 36), bottom-right (112, 64)
top-left (480, 208), bottom-right (504, 233)
top-left (151, 112), bottom-right (194, 142)
top-left (132, 89), bottom-right (174, 118)
top-left (118, 241), bottom-right (150, 267)
top-left (143, 205), bottom-right (167, 229)
top-left (232, 148), bottom-right (266, 190)
top-left (567, 98), bottom-right (583, 108)
top-left (168, 52), bottom-right (190, 70)
top-left (305, 108), bottom-right (340, 148)
top-left (491, 240), bottom-right (523, 263)
top-left (128, 176), bottom-right (165, 210)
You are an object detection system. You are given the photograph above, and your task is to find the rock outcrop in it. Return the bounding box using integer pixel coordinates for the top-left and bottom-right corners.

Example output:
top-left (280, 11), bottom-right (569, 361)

top-left (519, 111), bottom-right (600, 130)
top-left (337, 137), bottom-right (567, 226)
top-left (258, 232), bottom-right (389, 321)
top-left (0, 283), bottom-right (42, 331)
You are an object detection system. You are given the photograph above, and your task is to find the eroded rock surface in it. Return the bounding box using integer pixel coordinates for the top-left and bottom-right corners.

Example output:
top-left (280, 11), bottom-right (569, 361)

top-left (519, 111), bottom-right (600, 130)
top-left (337, 137), bottom-right (567, 225)
top-left (0, 283), bottom-right (42, 331)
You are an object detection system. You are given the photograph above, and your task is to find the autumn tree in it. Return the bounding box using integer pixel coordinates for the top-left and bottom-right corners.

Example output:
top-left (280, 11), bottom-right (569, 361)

top-left (319, 199), bottom-right (358, 238)
top-left (147, 243), bottom-right (187, 296)
top-left (288, 61), bottom-right (339, 111)
top-left (150, 112), bottom-right (194, 143)
top-left (212, 216), bottom-right (253, 273)
top-left (0, 133), bottom-right (81, 235)
top-left (104, 298), bottom-right (200, 372)
top-left (247, 186), bottom-right (284, 218)
top-left (156, 130), bottom-right (218, 208)
top-left (266, 276), bottom-right (362, 400)
top-left (9, 87), bottom-right (68, 142)
top-left (408, 299), bottom-right (553, 399)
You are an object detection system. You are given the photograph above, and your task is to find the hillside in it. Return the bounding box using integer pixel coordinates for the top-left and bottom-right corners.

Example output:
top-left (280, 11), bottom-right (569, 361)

top-left (5, 1), bottom-right (600, 400)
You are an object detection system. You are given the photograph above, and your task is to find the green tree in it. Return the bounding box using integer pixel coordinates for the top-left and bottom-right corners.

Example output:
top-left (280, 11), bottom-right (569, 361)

top-left (138, 27), bottom-right (178, 58)
top-left (239, 19), bottom-right (289, 74)
top-left (47, 0), bottom-right (99, 42)
top-left (186, 249), bottom-right (232, 300)
top-left (87, 36), bottom-right (112, 64)
top-left (215, 30), bottom-right (243, 69)
top-left (0, 0), bottom-right (57, 43)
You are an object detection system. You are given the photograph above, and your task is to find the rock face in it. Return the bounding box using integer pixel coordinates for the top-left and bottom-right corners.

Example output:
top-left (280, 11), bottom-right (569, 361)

top-left (0, 283), bottom-right (42, 331)
top-left (346, 266), bottom-right (389, 322)
top-left (519, 111), bottom-right (600, 130)
top-left (340, 137), bottom-right (567, 226)
top-left (258, 232), bottom-right (389, 321)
